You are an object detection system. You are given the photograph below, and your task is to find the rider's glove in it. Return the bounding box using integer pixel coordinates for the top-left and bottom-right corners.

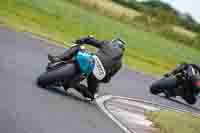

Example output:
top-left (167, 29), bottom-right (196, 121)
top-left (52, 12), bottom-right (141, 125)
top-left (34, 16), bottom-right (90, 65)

top-left (75, 35), bottom-right (94, 44)
top-left (75, 39), bottom-right (84, 44)
top-left (164, 73), bottom-right (171, 77)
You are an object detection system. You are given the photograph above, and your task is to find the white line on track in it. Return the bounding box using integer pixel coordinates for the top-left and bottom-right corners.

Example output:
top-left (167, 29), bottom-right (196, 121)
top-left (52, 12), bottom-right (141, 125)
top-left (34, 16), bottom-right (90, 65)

top-left (96, 95), bottom-right (133, 133)
top-left (95, 95), bottom-right (200, 133)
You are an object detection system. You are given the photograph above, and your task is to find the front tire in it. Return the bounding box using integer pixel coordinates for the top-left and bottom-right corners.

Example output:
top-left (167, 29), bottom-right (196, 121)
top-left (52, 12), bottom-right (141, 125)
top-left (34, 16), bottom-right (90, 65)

top-left (37, 63), bottom-right (78, 88)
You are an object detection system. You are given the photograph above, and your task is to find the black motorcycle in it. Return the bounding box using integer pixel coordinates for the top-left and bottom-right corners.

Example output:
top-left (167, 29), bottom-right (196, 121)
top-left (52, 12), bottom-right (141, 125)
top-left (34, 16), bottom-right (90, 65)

top-left (150, 64), bottom-right (200, 104)
top-left (37, 43), bottom-right (106, 100)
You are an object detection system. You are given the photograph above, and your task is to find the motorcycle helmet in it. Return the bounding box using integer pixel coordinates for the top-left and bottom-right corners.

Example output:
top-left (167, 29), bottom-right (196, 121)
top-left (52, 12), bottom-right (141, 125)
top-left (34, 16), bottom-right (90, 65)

top-left (111, 38), bottom-right (126, 52)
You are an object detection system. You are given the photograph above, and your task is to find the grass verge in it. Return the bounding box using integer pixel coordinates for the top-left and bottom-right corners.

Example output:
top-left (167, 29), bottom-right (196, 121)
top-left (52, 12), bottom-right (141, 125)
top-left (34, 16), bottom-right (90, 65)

top-left (146, 110), bottom-right (200, 133)
top-left (72, 0), bottom-right (198, 49)
top-left (1, 0), bottom-right (200, 76)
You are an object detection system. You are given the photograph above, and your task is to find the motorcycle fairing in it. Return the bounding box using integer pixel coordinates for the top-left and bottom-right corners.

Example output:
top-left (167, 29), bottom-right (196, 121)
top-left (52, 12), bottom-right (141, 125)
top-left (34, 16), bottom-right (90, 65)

top-left (75, 51), bottom-right (106, 80)
top-left (75, 51), bottom-right (95, 76)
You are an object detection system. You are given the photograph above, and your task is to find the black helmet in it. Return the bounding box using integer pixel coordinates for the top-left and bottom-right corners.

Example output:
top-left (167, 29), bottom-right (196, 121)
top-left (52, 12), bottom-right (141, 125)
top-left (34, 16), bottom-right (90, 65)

top-left (111, 38), bottom-right (126, 51)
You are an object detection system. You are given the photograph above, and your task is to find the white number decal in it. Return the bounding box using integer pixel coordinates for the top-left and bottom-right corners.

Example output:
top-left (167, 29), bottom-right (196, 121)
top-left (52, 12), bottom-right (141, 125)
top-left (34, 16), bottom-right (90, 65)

top-left (92, 55), bottom-right (106, 80)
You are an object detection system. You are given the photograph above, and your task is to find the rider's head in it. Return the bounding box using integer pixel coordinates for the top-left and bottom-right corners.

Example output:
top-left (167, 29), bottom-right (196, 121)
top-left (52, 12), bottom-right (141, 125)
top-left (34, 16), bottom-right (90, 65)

top-left (111, 38), bottom-right (126, 52)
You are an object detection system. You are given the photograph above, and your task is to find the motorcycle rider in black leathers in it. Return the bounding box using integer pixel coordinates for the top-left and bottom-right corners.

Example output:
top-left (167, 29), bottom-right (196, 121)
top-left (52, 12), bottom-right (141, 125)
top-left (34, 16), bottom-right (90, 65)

top-left (49, 36), bottom-right (126, 100)
top-left (164, 63), bottom-right (200, 104)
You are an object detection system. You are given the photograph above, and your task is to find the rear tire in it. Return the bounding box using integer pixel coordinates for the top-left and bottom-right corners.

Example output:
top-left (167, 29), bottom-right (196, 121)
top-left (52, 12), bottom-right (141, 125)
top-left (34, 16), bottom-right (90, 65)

top-left (150, 84), bottom-right (163, 95)
top-left (150, 76), bottom-right (178, 96)
top-left (37, 63), bottom-right (78, 88)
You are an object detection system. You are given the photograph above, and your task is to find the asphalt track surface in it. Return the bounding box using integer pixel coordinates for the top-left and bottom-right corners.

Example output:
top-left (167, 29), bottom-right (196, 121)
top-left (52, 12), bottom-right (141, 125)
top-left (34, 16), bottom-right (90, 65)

top-left (0, 26), bottom-right (199, 133)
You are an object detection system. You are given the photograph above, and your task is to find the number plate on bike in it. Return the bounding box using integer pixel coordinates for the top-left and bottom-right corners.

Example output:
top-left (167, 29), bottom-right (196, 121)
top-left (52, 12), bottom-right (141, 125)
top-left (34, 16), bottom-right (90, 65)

top-left (92, 55), bottom-right (106, 80)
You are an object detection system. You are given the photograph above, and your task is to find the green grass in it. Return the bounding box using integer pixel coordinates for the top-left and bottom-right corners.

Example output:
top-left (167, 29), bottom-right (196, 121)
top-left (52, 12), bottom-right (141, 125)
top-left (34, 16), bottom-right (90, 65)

top-left (1, 0), bottom-right (200, 75)
top-left (146, 110), bottom-right (200, 133)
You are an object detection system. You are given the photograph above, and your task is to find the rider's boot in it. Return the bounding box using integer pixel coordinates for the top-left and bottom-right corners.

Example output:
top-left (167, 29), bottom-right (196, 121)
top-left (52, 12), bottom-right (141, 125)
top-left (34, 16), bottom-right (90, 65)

top-left (182, 89), bottom-right (197, 105)
top-left (76, 84), bottom-right (94, 101)
top-left (182, 96), bottom-right (196, 105)
top-left (63, 80), bottom-right (70, 92)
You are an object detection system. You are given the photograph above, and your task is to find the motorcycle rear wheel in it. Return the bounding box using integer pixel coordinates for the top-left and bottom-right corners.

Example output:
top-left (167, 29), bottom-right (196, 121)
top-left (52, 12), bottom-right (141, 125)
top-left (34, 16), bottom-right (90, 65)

top-left (150, 76), bottom-right (178, 96)
top-left (37, 63), bottom-right (78, 88)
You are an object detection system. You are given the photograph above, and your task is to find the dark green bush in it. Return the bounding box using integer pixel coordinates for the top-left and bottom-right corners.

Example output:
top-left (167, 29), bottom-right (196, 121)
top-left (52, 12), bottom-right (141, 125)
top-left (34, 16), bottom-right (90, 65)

top-left (193, 34), bottom-right (200, 49)
top-left (159, 26), bottom-right (195, 47)
top-left (112, 0), bottom-right (200, 33)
